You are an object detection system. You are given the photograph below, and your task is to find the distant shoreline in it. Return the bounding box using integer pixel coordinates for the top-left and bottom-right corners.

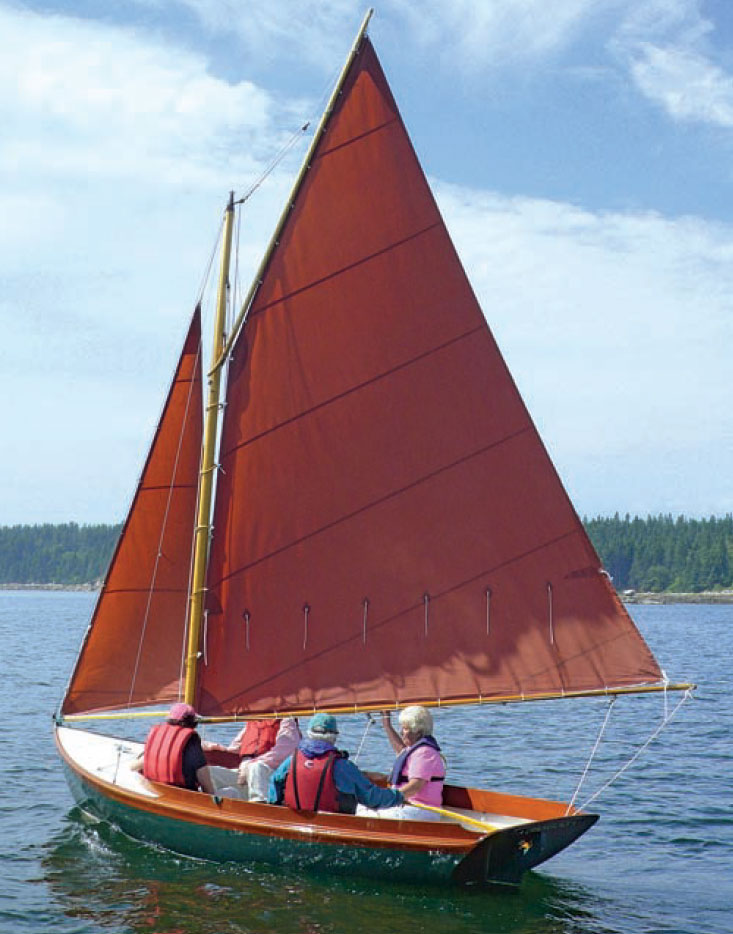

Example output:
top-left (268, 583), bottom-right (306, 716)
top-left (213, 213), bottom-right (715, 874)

top-left (621, 591), bottom-right (733, 605)
top-left (0, 582), bottom-right (100, 592)
top-left (2, 583), bottom-right (732, 604)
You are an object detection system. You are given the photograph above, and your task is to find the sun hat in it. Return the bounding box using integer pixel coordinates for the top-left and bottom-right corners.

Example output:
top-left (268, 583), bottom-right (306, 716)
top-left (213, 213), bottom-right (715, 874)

top-left (168, 702), bottom-right (197, 722)
top-left (307, 712), bottom-right (338, 736)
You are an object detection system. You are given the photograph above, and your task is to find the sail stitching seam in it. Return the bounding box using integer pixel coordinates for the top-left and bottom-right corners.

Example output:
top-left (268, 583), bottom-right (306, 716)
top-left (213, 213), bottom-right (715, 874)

top-left (214, 423), bottom-right (533, 584)
top-left (244, 221), bottom-right (442, 322)
top-left (208, 528), bottom-right (588, 709)
top-left (317, 116), bottom-right (398, 160)
top-left (222, 323), bottom-right (485, 458)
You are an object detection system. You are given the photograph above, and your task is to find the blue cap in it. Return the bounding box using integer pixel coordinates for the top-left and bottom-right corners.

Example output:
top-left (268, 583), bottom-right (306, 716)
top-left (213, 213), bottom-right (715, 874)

top-left (308, 712), bottom-right (338, 735)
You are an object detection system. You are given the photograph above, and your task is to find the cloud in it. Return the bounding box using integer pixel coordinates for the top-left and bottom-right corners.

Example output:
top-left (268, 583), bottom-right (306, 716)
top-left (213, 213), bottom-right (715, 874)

top-left (613, 0), bottom-right (733, 128)
top-left (627, 44), bottom-right (733, 127)
top-left (385, 0), bottom-right (601, 67)
top-left (3, 0), bottom-right (731, 522)
top-left (433, 181), bottom-right (733, 512)
top-left (169, 0), bottom-right (358, 69)
top-left (0, 5), bottom-right (293, 188)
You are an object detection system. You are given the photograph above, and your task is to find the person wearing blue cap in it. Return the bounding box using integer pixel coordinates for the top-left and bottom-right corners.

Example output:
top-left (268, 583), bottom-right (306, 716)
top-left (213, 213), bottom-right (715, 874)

top-left (268, 713), bottom-right (404, 814)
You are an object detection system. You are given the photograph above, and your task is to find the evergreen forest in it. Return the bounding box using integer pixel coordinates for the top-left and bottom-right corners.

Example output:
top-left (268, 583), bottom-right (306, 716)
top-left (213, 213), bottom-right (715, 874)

top-left (0, 515), bottom-right (732, 593)
top-left (584, 514), bottom-right (732, 592)
top-left (0, 523), bottom-right (120, 587)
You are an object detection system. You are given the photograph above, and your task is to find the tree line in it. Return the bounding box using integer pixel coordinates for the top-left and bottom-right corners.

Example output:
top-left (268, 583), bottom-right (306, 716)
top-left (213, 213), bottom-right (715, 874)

top-left (0, 516), bottom-right (731, 592)
top-left (0, 523), bottom-right (121, 586)
top-left (584, 514), bottom-right (732, 592)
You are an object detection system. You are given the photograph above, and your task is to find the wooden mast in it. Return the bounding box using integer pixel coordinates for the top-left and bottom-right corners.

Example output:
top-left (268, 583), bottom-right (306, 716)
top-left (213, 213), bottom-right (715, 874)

top-left (183, 192), bottom-right (235, 706)
top-left (182, 10), bottom-right (374, 708)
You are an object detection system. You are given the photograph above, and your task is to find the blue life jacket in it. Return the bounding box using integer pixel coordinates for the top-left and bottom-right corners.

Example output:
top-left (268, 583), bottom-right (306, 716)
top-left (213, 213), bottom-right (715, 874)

top-left (388, 735), bottom-right (444, 786)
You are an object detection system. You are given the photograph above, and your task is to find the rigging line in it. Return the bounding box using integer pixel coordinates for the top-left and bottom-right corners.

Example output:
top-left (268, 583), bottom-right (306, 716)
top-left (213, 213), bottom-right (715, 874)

top-left (196, 215), bottom-right (225, 307)
top-left (229, 200), bottom-right (243, 336)
top-left (566, 697), bottom-right (616, 815)
top-left (236, 122), bottom-right (312, 207)
top-left (578, 689), bottom-right (692, 812)
top-left (178, 337), bottom-right (205, 699)
top-left (353, 713), bottom-right (374, 764)
top-left (129, 334), bottom-right (203, 710)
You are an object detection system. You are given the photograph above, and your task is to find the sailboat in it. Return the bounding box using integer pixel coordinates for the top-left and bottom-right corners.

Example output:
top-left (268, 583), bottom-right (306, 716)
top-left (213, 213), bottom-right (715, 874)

top-left (54, 11), bottom-right (691, 886)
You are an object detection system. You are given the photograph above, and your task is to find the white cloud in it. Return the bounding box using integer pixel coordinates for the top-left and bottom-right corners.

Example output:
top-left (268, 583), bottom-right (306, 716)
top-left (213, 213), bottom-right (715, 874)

top-left (434, 182), bottom-right (733, 513)
top-left (386, 0), bottom-right (601, 66)
top-left (613, 0), bottom-right (733, 128)
top-left (2, 0), bottom-right (731, 523)
top-left (169, 0), bottom-right (357, 69)
top-left (0, 5), bottom-right (289, 188)
top-left (627, 44), bottom-right (733, 126)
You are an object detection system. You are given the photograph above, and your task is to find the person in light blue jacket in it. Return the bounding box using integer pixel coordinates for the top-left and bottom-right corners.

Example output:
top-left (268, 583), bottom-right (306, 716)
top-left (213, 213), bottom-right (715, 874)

top-left (268, 713), bottom-right (404, 814)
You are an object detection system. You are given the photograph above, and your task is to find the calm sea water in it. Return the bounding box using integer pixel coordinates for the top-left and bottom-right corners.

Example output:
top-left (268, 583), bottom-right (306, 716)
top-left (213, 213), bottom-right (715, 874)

top-left (1, 591), bottom-right (730, 934)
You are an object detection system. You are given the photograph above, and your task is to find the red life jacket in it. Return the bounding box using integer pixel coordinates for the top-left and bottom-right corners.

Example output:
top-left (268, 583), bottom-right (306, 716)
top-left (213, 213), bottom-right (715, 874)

top-left (239, 718), bottom-right (282, 758)
top-left (143, 722), bottom-right (195, 787)
top-left (283, 749), bottom-right (341, 813)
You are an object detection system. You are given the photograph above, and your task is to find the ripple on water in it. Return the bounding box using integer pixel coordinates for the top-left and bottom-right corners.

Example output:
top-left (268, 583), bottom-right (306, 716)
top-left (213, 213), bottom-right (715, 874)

top-left (1, 594), bottom-right (732, 934)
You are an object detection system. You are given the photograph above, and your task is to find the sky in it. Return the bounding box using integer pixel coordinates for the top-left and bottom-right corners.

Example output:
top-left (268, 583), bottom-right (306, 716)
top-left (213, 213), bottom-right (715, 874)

top-left (2, 0), bottom-right (732, 525)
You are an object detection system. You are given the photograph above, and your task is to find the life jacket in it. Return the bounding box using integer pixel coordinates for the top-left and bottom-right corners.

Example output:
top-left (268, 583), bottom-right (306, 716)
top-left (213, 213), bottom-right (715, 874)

top-left (143, 722), bottom-right (195, 787)
top-left (388, 735), bottom-right (445, 787)
top-left (238, 718), bottom-right (282, 758)
top-left (283, 749), bottom-right (342, 813)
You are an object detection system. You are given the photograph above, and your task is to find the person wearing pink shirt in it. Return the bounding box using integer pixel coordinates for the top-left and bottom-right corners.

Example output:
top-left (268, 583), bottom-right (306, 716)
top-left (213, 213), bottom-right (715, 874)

top-left (203, 717), bottom-right (301, 802)
top-left (358, 705), bottom-right (445, 821)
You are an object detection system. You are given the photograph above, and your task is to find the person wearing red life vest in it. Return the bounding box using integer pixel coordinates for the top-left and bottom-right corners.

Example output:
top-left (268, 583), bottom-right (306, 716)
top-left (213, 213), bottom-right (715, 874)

top-left (131, 702), bottom-right (215, 794)
top-left (268, 713), bottom-right (404, 815)
top-left (202, 717), bottom-right (301, 802)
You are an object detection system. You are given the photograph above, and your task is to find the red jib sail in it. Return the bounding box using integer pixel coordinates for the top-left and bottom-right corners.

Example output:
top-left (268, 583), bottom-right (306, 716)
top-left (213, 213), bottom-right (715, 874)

top-left (199, 38), bottom-right (663, 716)
top-left (62, 310), bottom-right (203, 715)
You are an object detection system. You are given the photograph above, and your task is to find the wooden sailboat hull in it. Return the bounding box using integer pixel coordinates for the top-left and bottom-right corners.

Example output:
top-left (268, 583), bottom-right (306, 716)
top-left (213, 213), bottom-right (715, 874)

top-left (56, 726), bottom-right (597, 885)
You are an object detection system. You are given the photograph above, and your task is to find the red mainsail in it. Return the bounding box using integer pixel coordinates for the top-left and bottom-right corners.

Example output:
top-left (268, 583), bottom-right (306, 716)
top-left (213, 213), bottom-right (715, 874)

top-left (63, 310), bottom-right (203, 715)
top-left (195, 38), bottom-right (663, 716)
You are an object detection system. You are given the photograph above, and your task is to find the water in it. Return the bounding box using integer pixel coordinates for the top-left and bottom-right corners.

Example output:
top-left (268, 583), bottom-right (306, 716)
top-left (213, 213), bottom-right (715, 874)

top-left (1, 591), bottom-right (731, 933)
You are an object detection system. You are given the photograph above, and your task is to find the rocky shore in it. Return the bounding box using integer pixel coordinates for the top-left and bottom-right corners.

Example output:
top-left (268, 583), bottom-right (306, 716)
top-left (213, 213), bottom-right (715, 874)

top-left (621, 590), bottom-right (733, 605)
top-left (0, 582), bottom-right (100, 592)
